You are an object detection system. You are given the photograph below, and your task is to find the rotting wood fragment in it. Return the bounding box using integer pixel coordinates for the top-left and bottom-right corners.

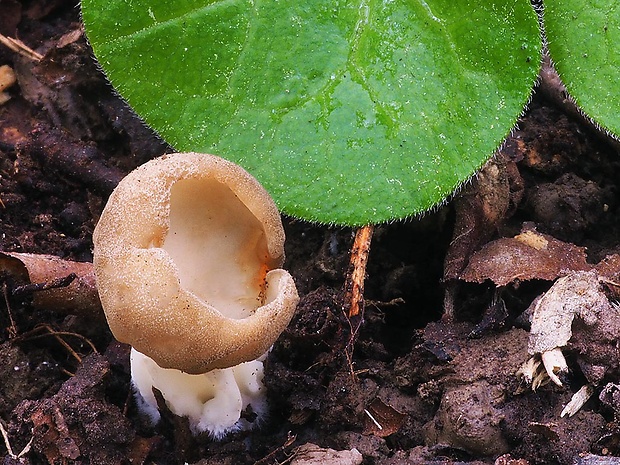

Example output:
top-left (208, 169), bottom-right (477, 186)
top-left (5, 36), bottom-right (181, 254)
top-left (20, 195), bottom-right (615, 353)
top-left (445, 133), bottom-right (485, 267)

top-left (19, 125), bottom-right (124, 196)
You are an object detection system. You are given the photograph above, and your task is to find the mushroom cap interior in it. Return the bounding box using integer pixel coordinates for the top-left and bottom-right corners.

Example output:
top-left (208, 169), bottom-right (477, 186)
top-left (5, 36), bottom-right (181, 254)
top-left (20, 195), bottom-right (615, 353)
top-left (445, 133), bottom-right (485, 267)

top-left (93, 153), bottom-right (298, 374)
top-left (164, 177), bottom-right (270, 319)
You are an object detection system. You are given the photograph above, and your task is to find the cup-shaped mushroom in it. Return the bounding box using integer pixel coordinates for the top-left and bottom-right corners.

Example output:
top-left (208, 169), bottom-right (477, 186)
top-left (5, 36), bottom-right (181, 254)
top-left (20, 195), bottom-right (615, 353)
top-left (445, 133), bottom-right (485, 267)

top-left (93, 153), bottom-right (299, 374)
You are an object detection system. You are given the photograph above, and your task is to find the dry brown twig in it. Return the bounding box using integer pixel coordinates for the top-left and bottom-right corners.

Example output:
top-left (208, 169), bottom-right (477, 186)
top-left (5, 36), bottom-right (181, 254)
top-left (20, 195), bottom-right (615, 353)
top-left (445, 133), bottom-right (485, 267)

top-left (341, 225), bottom-right (374, 377)
top-left (0, 34), bottom-right (42, 61)
top-left (1, 282), bottom-right (18, 339)
top-left (344, 225), bottom-right (374, 319)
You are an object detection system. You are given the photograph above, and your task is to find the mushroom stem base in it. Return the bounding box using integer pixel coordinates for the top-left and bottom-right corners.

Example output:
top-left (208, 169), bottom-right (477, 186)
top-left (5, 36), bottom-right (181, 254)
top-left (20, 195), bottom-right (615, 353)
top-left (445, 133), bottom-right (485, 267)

top-left (131, 348), bottom-right (268, 438)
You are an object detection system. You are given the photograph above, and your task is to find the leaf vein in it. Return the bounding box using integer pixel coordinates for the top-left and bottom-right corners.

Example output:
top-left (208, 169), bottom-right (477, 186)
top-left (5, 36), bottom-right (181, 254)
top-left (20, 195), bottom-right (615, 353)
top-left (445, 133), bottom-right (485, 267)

top-left (99, 0), bottom-right (241, 46)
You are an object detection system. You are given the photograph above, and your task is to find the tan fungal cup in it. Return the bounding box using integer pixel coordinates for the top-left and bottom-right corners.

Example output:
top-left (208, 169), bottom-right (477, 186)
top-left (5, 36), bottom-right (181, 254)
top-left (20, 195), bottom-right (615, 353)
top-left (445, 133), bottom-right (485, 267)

top-left (93, 152), bottom-right (299, 374)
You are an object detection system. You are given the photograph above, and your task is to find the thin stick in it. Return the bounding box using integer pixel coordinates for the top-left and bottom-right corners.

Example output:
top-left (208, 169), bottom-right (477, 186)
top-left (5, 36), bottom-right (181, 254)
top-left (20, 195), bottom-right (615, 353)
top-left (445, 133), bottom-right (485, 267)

top-left (341, 225), bottom-right (374, 379)
top-left (2, 282), bottom-right (18, 339)
top-left (363, 409), bottom-right (383, 430)
top-left (0, 421), bottom-right (32, 460)
top-left (344, 224), bottom-right (374, 318)
top-left (0, 420), bottom-right (15, 457)
top-left (12, 273), bottom-right (77, 296)
top-left (0, 34), bottom-right (43, 61)
top-left (15, 324), bottom-right (99, 376)
top-left (18, 324), bottom-right (98, 359)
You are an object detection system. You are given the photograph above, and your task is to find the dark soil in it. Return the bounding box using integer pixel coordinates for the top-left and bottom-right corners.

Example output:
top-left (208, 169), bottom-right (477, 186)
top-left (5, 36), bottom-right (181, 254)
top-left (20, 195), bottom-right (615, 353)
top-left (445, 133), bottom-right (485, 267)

top-left (2, 2), bottom-right (620, 464)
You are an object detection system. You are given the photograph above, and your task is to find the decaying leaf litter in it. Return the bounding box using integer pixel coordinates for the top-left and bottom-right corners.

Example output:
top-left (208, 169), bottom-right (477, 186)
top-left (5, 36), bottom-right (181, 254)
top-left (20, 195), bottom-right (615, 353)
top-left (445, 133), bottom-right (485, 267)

top-left (2, 1), bottom-right (620, 464)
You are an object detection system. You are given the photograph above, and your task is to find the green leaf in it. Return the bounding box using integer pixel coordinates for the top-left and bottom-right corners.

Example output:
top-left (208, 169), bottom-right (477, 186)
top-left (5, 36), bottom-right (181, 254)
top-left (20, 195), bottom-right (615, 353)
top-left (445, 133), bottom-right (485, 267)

top-left (544, 0), bottom-right (620, 137)
top-left (82, 0), bottom-right (541, 226)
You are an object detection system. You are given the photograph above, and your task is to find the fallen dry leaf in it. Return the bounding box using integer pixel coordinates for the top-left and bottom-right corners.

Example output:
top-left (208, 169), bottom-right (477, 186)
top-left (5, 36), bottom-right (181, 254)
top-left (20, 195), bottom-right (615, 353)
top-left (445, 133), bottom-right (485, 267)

top-left (0, 252), bottom-right (102, 319)
top-left (528, 271), bottom-right (612, 355)
top-left (362, 397), bottom-right (406, 438)
top-left (460, 225), bottom-right (590, 286)
top-left (520, 268), bottom-right (620, 390)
